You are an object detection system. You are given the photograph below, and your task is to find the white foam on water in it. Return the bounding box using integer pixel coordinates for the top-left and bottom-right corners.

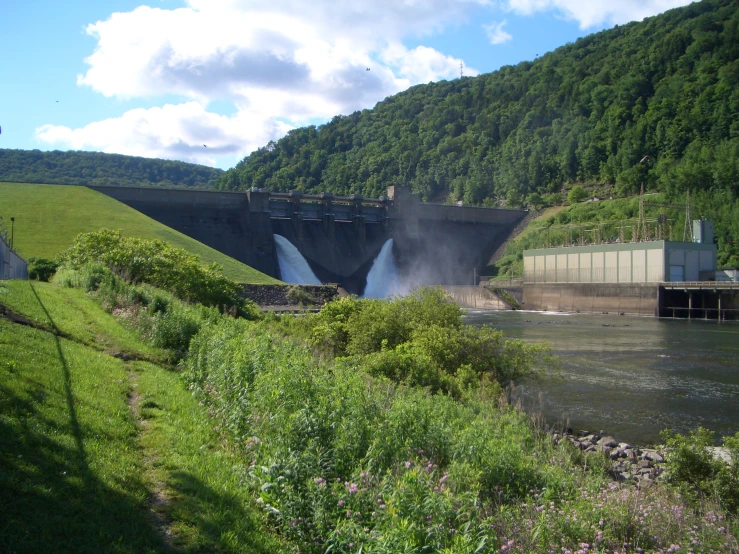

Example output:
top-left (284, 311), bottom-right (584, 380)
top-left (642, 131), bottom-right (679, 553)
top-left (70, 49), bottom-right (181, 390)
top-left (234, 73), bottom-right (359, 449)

top-left (274, 234), bottom-right (321, 285)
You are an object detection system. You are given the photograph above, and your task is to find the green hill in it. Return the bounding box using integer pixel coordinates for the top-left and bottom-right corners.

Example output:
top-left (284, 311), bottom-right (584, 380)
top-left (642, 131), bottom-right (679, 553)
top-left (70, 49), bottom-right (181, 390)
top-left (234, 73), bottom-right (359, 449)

top-left (0, 182), bottom-right (280, 284)
top-left (0, 149), bottom-right (223, 189)
top-left (217, 0), bottom-right (739, 266)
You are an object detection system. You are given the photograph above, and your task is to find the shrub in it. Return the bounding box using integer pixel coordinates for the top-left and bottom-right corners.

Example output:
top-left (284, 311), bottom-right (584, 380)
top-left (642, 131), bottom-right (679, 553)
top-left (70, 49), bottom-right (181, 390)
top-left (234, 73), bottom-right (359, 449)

top-left (299, 287), bottom-right (462, 358)
top-left (567, 185), bottom-right (588, 204)
top-left (147, 303), bottom-right (216, 354)
top-left (58, 228), bottom-right (248, 312)
top-left (661, 428), bottom-right (721, 497)
top-left (149, 293), bottom-right (169, 314)
top-left (287, 288), bottom-right (551, 396)
top-left (27, 257), bottom-right (59, 282)
top-left (286, 285), bottom-right (316, 306)
top-left (662, 428), bottom-right (739, 515)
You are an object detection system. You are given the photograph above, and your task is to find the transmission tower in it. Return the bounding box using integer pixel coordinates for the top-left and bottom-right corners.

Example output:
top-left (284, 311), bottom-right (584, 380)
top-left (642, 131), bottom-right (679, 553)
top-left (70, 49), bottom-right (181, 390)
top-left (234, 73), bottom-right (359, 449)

top-left (641, 189), bottom-right (692, 243)
top-left (634, 184), bottom-right (647, 242)
top-left (683, 189), bottom-right (691, 242)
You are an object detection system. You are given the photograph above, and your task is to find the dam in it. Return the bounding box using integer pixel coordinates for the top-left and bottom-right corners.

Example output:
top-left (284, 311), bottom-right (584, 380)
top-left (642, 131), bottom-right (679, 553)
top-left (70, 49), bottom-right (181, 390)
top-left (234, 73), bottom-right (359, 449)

top-left (88, 185), bottom-right (527, 293)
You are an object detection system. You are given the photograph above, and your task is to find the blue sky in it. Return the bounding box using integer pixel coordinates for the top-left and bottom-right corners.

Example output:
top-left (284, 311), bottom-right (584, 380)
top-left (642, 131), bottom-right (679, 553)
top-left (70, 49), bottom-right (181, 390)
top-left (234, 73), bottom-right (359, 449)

top-left (1, 0), bottom-right (697, 170)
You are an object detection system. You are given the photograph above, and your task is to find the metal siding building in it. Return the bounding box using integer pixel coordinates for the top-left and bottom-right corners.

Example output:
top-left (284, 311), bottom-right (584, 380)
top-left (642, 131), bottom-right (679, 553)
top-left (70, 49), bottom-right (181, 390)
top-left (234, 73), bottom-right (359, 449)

top-left (523, 241), bottom-right (716, 284)
top-left (0, 235), bottom-right (28, 280)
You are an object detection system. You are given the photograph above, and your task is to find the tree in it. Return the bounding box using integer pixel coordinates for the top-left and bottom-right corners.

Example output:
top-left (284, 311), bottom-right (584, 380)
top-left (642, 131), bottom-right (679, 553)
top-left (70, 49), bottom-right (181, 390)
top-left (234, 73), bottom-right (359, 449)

top-left (567, 185), bottom-right (588, 205)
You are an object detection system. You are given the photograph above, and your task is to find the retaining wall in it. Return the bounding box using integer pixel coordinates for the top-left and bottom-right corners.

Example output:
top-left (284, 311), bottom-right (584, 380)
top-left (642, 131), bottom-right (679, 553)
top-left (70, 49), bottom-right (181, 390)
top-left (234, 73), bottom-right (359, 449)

top-left (523, 283), bottom-right (659, 316)
top-left (443, 286), bottom-right (512, 310)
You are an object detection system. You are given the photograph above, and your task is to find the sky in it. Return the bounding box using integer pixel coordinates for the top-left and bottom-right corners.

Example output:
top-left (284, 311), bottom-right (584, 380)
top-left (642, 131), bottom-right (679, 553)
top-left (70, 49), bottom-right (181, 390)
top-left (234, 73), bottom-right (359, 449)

top-left (1, 0), bottom-right (698, 170)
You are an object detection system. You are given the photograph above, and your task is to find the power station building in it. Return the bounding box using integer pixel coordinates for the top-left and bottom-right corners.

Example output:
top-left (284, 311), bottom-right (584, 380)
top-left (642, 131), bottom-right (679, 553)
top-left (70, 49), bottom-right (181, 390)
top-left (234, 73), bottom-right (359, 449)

top-left (522, 240), bottom-right (717, 284)
top-left (520, 226), bottom-right (739, 318)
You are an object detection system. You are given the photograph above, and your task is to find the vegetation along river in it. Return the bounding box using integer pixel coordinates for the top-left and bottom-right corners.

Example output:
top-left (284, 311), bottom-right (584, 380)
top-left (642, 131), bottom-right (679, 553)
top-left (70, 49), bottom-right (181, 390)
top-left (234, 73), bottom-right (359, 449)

top-left (465, 310), bottom-right (739, 446)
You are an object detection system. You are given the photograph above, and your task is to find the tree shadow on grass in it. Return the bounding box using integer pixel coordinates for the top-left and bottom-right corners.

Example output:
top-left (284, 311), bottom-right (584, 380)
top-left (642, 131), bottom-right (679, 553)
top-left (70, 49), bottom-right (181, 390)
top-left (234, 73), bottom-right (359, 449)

top-left (0, 283), bottom-right (175, 553)
top-left (166, 469), bottom-right (282, 554)
top-left (0, 384), bottom-right (174, 554)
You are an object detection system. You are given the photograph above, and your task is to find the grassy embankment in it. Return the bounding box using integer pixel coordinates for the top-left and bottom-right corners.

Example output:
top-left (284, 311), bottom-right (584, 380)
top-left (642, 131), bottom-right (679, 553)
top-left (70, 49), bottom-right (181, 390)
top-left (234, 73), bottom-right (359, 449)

top-left (0, 280), bottom-right (283, 553)
top-left (3, 264), bottom-right (738, 552)
top-left (0, 182), bottom-right (280, 284)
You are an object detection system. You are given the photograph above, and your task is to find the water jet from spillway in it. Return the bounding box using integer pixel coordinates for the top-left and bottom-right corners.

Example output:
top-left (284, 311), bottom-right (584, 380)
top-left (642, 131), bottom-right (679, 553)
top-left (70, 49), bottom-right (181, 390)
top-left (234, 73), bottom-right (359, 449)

top-left (274, 234), bottom-right (321, 285)
top-left (363, 239), bottom-right (403, 298)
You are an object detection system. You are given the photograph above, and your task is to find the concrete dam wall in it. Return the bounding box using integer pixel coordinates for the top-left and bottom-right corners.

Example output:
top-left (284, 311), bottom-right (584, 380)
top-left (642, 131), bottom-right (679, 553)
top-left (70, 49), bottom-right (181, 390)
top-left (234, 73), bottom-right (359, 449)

top-left (89, 185), bottom-right (527, 293)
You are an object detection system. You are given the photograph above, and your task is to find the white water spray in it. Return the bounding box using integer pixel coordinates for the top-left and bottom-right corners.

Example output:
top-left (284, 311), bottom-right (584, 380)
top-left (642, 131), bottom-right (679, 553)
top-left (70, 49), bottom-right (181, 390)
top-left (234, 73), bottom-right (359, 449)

top-left (274, 235), bottom-right (321, 285)
top-left (363, 239), bottom-right (403, 298)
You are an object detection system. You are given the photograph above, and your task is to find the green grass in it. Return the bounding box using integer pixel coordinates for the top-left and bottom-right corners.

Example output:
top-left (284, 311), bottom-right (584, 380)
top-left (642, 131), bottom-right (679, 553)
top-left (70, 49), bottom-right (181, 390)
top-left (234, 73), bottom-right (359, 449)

top-left (133, 362), bottom-right (285, 553)
top-left (0, 182), bottom-right (280, 284)
top-left (0, 280), bottom-right (282, 552)
top-left (0, 304), bottom-right (167, 552)
top-left (0, 280), bottom-right (166, 362)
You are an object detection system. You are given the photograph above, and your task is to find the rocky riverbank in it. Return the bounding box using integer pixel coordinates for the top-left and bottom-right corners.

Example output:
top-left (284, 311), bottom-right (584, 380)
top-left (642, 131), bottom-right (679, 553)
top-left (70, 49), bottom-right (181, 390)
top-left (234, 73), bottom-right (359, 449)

top-left (551, 428), bottom-right (667, 488)
top-left (552, 427), bottom-right (734, 490)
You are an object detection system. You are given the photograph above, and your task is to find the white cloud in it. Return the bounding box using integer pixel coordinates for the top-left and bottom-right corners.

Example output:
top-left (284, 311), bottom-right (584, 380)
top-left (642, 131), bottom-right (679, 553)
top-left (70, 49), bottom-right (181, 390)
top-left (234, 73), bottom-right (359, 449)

top-left (483, 20), bottom-right (512, 45)
top-left (52, 0), bottom-right (484, 166)
top-left (381, 44), bottom-right (477, 84)
top-left (34, 102), bottom-right (292, 167)
top-left (39, 0), bottom-right (694, 166)
top-left (504, 0), bottom-right (697, 29)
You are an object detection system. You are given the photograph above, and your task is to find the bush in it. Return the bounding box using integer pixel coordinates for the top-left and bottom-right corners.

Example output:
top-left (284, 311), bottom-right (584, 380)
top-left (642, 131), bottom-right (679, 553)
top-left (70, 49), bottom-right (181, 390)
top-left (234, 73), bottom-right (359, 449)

top-left (302, 287), bottom-right (462, 357)
top-left (567, 185), bottom-right (588, 205)
top-left (58, 228), bottom-right (249, 313)
top-left (285, 288), bottom-right (550, 396)
top-left (662, 428), bottom-right (739, 515)
top-left (27, 257), bottom-right (59, 282)
top-left (286, 285), bottom-right (316, 306)
top-left (147, 303), bottom-right (215, 354)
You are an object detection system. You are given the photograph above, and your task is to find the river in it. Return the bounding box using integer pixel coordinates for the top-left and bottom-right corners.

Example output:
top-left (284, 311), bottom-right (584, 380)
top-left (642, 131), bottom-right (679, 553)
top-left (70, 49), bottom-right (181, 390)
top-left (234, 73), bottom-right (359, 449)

top-left (464, 310), bottom-right (739, 446)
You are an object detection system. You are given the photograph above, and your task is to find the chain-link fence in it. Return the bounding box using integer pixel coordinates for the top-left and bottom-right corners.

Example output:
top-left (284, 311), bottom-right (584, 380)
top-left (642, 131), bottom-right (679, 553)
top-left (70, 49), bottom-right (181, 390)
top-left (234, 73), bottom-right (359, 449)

top-left (0, 233), bottom-right (28, 280)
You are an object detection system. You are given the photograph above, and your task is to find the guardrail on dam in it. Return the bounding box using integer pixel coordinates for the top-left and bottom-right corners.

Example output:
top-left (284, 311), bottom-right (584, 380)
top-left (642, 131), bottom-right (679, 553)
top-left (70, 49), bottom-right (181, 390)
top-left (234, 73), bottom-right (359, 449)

top-left (88, 185), bottom-right (527, 292)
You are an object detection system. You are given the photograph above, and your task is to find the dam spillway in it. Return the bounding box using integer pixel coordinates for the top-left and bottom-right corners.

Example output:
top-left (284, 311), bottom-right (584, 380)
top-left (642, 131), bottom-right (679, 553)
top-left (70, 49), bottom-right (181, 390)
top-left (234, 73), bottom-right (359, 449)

top-left (88, 184), bottom-right (527, 293)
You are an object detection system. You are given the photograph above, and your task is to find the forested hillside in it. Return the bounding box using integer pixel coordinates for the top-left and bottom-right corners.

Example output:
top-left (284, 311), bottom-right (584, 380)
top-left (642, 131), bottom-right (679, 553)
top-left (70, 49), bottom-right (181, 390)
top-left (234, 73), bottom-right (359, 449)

top-left (0, 149), bottom-right (222, 188)
top-left (218, 0), bottom-right (739, 265)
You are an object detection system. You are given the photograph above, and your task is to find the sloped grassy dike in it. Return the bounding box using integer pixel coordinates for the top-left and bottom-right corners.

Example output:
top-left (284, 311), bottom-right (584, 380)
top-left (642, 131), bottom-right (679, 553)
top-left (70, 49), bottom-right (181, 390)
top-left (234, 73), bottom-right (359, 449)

top-left (29, 248), bottom-right (739, 552)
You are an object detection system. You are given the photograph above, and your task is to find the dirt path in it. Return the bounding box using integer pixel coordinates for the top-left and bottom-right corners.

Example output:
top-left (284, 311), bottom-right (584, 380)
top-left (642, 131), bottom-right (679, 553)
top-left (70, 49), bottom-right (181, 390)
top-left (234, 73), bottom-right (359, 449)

top-left (126, 368), bottom-right (178, 551)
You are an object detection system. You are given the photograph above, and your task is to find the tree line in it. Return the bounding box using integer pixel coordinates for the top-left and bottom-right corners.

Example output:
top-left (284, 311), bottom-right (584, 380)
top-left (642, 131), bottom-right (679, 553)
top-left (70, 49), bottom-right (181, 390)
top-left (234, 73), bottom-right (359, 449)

top-left (0, 149), bottom-right (223, 189)
top-left (217, 0), bottom-right (739, 265)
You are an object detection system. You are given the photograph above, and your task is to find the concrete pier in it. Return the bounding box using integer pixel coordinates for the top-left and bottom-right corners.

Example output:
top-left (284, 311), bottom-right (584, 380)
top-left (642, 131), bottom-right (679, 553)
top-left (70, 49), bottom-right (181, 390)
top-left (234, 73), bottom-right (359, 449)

top-left (521, 282), bottom-right (739, 319)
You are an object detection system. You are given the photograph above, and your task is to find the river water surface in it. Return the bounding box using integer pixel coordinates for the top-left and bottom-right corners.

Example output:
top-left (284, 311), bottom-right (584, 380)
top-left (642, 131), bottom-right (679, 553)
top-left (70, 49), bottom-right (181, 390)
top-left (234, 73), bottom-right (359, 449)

top-left (465, 311), bottom-right (739, 446)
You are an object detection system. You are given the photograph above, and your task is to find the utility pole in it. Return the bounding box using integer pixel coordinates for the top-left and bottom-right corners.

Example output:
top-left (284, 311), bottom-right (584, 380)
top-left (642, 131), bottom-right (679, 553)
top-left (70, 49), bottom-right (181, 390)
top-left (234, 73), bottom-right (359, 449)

top-left (10, 217), bottom-right (14, 251)
top-left (460, 61), bottom-right (464, 78)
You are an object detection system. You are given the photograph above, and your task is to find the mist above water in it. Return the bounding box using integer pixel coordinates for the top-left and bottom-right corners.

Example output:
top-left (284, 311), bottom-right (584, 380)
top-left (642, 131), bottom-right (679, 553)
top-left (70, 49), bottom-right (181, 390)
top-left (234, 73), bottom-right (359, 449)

top-left (274, 234), bottom-right (321, 285)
